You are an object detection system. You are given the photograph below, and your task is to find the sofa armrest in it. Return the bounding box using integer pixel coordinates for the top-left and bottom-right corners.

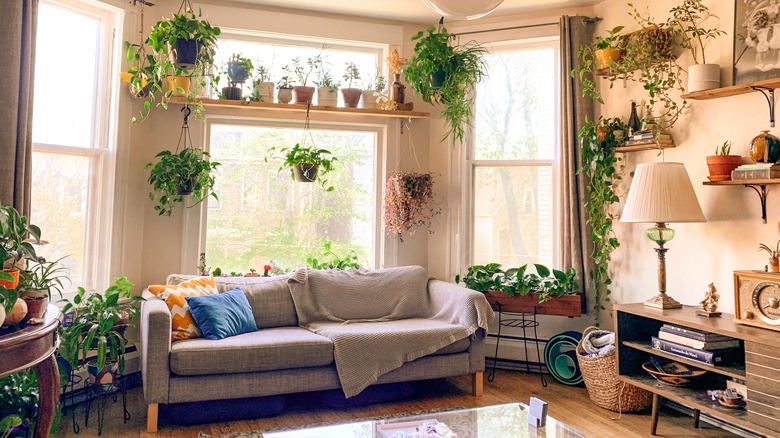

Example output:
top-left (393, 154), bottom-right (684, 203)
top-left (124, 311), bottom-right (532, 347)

top-left (140, 291), bottom-right (172, 404)
top-left (427, 279), bottom-right (495, 333)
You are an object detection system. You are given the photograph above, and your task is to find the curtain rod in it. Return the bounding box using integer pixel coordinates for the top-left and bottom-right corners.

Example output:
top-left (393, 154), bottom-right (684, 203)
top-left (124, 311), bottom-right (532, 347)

top-left (452, 21), bottom-right (559, 38)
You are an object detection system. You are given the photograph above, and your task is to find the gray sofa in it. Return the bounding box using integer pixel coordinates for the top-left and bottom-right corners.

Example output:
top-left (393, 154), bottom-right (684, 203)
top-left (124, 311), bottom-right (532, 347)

top-left (140, 266), bottom-right (493, 433)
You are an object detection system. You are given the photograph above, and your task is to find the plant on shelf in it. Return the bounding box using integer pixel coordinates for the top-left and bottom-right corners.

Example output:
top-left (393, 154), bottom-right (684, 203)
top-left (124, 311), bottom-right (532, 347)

top-left (283, 55), bottom-right (322, 87)
top-left (216, 54), bottom-right (254, 100)
top-left (759, 239), bottom-right (780, 273)
top-left (0, 205), bottom-right (41, 315)
top-left (249, 64), bottom-right (275, 102)
top-left (593, 25), bottom-right (626, 70)
top-left (668, 0), bottom-right (725, 65)
top-left (124, 6), bottom-right (221, 123)
top-left (706, 140), bottom-right (742, 182)
top-left (58, 277), bottom-right (144, 389)
top-left (341, 62), bottom-right (362, 107)
top-left (267, 143), bottom-right (337, 190)
top-left (306, 241), bottom-right (362, 270)
top-left (315, 69), bottom-right (340, 92)
top-left (383, 171), bottom-right (442, 242)
top-left (403, 23), bottom-right (487, 142)
top-left (314, 67), bottom-right (340, 106)
top-left (19, 256), bottom-right (70, 319)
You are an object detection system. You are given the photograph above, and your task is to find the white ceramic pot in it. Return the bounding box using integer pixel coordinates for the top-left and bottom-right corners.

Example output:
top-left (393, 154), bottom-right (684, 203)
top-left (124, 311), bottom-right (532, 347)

top-left (317, 86), bottom-right (338, 106)
top-left (359, 90), bottom-right (376, 108)
top-left (254, 81), bottom-right (275, 103)
top-left (687, 63), bottom-right (720, 92)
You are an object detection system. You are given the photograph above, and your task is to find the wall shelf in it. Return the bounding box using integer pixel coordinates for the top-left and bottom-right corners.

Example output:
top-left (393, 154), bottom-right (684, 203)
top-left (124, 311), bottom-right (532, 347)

top-left (168, 97), bottom-right (430, 119)
top-left (616, 142), bottom-right (675, 153)
top-left (703, 179), bottom-right (780, 223)
top-left (682, 77), bottom-right (780, 127)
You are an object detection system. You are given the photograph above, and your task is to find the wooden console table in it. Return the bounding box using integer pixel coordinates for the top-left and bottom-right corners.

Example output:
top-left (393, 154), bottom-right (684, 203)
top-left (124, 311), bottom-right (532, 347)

top-left (615, 304), bottom-right (780, 436)
top-left (0, 304), bottom-right (61, 438)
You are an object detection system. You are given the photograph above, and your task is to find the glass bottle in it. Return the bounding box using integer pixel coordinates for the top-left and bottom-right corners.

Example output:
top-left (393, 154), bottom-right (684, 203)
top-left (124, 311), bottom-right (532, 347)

top-left (627, 101), bottom-right (641, 135)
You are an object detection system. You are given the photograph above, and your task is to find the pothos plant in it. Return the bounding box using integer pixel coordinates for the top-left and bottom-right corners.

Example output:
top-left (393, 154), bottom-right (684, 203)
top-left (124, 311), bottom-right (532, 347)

top-left (267, 143), bottom-right (337, 191)
top-left (146, 147), bottom-right (221, 216)
top-left (383, 171), bottom-right (442, 242)
top-left (404, 23), bottom-right (488, 143)
top-left (455, 263), bottom-right (578, 303)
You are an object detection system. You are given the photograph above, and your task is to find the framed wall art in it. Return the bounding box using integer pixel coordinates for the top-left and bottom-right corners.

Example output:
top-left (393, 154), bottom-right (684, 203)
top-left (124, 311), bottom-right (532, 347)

top-left (734, 0), bottom-right (780, 84)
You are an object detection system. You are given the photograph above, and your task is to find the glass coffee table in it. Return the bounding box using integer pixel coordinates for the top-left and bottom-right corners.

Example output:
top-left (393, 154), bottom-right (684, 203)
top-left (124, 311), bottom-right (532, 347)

top-left (264, 403), bottom-right (586, 438)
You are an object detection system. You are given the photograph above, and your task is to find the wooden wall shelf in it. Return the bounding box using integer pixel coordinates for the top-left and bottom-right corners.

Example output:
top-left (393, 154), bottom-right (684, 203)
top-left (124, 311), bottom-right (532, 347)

top-left (168, 97), bottom-right (430, 119)
top-left (703, 179), bottom-right (780, 223)
top-left (682, 77), bottom-right (780, 127)
top-left (616, 142), bottom-right (675, 153)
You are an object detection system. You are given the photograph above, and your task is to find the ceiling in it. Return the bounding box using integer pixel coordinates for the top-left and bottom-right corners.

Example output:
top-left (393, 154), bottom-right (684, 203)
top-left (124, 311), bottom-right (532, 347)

top-left (228, 0), bottom-right (603, 24)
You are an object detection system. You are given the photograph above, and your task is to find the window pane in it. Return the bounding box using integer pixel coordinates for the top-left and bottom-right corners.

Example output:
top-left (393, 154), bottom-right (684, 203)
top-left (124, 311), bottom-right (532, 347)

top-left (32, 3), bottom-right (99, 148)
top-left (474, 48), bottom-right (556, 160)
top-left (473, 166), bottom-right (553, 267)
top-left (206, 124), bottom-right (376, 273)
top-left (30, 151), bottom-right (90, 288)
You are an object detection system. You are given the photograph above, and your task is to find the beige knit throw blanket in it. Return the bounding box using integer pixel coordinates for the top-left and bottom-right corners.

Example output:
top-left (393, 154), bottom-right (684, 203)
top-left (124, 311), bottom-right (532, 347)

top-left (288, 266), bottom-right (493, 398)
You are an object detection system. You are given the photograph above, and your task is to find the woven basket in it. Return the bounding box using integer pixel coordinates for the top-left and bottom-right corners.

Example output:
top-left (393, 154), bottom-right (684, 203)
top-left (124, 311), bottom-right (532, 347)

top-left (576, 326), bottom-right (653, 412)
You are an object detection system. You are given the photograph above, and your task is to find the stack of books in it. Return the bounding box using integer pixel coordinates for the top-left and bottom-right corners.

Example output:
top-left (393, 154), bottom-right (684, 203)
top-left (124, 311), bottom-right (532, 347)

top-left (623, 130), bottom-right (673, 147)
top-left (650, 324), bottom-right (742, 366)
top-left (731, 162), bottom-right (780, 180)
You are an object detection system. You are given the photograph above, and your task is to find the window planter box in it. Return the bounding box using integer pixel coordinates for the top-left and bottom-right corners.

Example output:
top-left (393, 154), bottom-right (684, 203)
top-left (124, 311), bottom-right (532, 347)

top-left (483, 291), bottom-right (582, 317)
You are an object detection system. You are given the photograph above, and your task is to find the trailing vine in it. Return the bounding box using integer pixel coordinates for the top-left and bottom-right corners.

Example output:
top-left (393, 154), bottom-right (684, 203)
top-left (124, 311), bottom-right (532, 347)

top-left (578, 117), bottom-right (624, 326)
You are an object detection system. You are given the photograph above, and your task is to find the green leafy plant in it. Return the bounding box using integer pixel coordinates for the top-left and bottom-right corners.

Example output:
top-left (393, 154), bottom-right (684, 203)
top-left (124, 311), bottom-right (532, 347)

top-left (58, 277), bottom-right (144, 374)
top-left (306, 241), bottom-right (362, 270)
top-left (596, 25), bottom-right (626, 50)
top-left (20, 256), bottom-right (70, 299)
top-left (314, 69), bottom-right (340, 92)
top-left (0, 205), bottom-right (41, 313)
top-left (124, 8), bottom-right (221, 123)
top-left (668, 0), bottom-right (725, 65)
top-left (0, 370), bottom-right (38, 433)
top-left (277, 75), bottom-right (293, 89)
top-left (456, 263), bottom-right (578, 303)
top-left (267, 143), bottom-right (337, 191)
top-left (0, 415), bottom-right (22, 438)
top-left (146, 147), bottom-right (221, 216)
top-left (342, 62), bottom-right (361, 88)
top-left (282, 55), bottom-right (322, 87)
top-left (455, 263), bottom-right (504, 292)
top-left (404, 24), bottom-right (487, 142)
top-left (715, 140), bottom-right (732, 155)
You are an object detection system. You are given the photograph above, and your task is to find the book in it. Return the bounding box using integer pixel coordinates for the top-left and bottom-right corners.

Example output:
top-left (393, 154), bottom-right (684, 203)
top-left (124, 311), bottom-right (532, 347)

top-left (651, 336), bottom-right (739, 365)
top-left (657, 331), bottom-right (741, 350)
top-left (659, 324), bottom-right (732, 342)
top-left (731, 168), bottom-right (780, 180)
top-left (623, 139), bottom-right (674, 147)
top-left (735, 163), bottom-right (780, 170)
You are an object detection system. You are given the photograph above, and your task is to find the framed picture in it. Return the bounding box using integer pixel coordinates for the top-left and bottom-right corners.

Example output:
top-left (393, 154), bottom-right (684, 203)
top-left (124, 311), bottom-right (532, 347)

top-left (734, 0), bottom-right (780, 84)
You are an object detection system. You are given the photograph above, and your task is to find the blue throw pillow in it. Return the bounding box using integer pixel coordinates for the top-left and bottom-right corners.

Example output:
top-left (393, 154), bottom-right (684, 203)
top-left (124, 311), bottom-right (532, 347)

top-left (186, 288), bottom-right (258, 340)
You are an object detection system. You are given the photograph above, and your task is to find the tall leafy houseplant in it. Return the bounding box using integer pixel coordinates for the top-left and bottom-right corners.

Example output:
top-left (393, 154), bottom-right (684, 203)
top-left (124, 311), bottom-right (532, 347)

top-left (0, 205), bottom-right (41, 314)
top-left (125, 7), bottom-right (221, 123)
top-left (404, 24), bottom-right (487, 142)
top-left (146, 147), bottom-right (221, 216)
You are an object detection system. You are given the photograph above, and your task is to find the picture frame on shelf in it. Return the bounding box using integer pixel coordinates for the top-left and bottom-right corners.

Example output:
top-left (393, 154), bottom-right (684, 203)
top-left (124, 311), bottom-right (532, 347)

top-left (733, 0), bottom-right (780, 84)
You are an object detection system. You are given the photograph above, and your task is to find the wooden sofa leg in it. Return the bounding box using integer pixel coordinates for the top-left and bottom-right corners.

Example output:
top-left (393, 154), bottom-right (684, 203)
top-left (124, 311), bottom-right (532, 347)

top-left (147, 403), bottom-right (159, 433)
top-left (472, 371), bottom-right (484, 396)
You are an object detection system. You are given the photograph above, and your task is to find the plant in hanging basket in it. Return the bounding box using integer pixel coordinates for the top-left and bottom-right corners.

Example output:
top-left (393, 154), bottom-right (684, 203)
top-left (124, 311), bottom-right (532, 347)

top-left (383, 171), bottom-right (442, 241)
top-left (267, 143), bottom-right (337, 191)
top-left (403, 24), bottom-right (487, 143)
top-left (146, 147), bottom-right (221, 216)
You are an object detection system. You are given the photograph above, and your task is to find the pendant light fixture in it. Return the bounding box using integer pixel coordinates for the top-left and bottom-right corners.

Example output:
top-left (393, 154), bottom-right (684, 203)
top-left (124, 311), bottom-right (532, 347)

top-left (421, 0), bottom-right (504, 20)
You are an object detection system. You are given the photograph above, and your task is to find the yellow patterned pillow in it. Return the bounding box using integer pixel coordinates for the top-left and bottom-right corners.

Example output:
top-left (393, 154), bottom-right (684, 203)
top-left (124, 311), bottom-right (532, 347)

top-left (148, 276), bottom-right (218, 341)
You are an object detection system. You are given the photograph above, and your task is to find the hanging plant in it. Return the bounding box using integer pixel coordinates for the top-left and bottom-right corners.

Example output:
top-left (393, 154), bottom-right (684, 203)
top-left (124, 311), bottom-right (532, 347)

top-left (146, 108), bottom-right (221, 216)
top-left (383, 171), bottom-right (442, 241)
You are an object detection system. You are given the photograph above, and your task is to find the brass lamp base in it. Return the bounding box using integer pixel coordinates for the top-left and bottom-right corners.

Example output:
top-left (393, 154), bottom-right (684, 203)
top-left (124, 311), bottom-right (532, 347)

top-left (644, 293), bottom-right (682, 309)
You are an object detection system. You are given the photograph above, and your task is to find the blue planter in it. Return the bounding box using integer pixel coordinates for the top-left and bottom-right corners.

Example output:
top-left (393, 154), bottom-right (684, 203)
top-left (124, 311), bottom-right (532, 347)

top-left (168, 39), bottom-right (203, 68)
top-left (227, 61), bottom-right (250, 83)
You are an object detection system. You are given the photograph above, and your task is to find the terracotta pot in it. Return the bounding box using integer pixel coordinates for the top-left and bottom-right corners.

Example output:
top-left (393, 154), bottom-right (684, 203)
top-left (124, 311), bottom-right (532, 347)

top-left (293, 164), bottom-right (319, 182)
top-left (706, 155), bottom-right (743, 181)
top-left (0, 269), bottom-right (20, 289)
top-left (22, 295), bottom-right (48, 319)
top-left (292, 86), bottom-right (315, 104)
top-left (340, 88), bottom-right (362, 108)
top-left (594, 48), bottom-right (624, 70)
top-left (483, 291), bottom-right (582, 317)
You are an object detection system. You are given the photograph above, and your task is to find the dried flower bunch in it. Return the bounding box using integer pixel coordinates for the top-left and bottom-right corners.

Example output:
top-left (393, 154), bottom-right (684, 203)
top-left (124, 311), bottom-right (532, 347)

top-left (383, 171), bottom-right (442, 241)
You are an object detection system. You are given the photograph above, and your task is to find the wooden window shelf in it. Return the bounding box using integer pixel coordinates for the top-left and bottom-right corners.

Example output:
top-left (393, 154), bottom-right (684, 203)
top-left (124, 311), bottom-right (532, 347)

top-left (703, 179), bottom-right (780, 223)
top-left (168, 97), bottom-right (430, 119)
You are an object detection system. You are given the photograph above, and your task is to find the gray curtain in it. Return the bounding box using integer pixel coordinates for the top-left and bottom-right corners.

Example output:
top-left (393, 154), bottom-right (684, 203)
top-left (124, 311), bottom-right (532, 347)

top-left (559, 16), bottom-right (595, 314)
top-left (0, 0), bottom-right (38, 215)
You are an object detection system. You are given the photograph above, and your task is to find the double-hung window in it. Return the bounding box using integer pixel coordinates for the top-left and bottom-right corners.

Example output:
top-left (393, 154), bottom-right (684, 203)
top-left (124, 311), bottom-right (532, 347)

top-left (31, 0), bottom-right (120, 291)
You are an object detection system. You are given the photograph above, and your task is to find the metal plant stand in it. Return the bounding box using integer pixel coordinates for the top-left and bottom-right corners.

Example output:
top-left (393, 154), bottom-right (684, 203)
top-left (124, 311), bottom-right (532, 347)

top-left (83, 374), bottom-right (130, 436)
top-left (487, 302), bottom-right (547, 387)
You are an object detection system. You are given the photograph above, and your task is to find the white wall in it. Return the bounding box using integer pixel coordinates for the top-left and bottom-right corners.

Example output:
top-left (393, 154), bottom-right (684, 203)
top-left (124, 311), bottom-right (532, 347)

top-left (592, 0), bottom-right (777, 327)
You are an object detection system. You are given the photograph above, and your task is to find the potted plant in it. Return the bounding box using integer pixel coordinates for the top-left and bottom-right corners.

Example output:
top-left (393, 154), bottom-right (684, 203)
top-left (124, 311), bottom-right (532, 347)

top-left (314, 68), bottom-right (340, 107)
top-left (593, 26), bottom-right (626, 70)
top-left (455, 263), bottom-right (581, 316)
top-left (0, 371), bottom-right (38, 437)
top-left (0, 205), bottom-right (41, 319)
top-left (124, 8), bottom-right (221, 123)
top-left (268, 143), bottom-right (337, 190)
top-left (706, 141), bottom-right (742, 181)
top-left (383, 171), bottom-right (442, 242)
top-left (306, 241), bottom-right (363, 270)
top-left (360, 73), bottom-right (385, 109)
top-left (277, 75), bottom-right (293, 104)
top-left (403, 24), bottom-right (487, 142)
top-left (19, 256), bottom-right (70, 319)
top-left (58, 277), bottom-right (143, 390)
top-left (250, 65), bottom-right (275, 102)
top-left (341, 62), bottom-right (362, 108)
top-left (759, 240), bottom-right (780, 272)
top-left (146, 147), bottom-right (221, 216)
top-left (216, 54), bottom-right (253, 100)
top-left (283, 55), bottom-right (321, 104)
top-left (668, 0), bottom-right (726, 92)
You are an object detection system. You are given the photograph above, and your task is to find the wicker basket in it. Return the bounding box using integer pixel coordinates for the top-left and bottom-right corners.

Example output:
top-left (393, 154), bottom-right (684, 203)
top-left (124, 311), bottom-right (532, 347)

top-left (576, 326), bottom-right (653, 412)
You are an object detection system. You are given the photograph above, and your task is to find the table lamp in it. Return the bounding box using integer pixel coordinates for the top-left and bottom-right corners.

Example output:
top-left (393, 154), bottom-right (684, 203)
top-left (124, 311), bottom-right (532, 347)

top-left (621, 162), bottom-right (706, 309)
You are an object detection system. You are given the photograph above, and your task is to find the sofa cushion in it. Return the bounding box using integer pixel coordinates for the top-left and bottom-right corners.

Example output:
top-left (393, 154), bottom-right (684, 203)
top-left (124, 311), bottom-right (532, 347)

top-left (186, 288), bottom-right (258, 340)
top-left (432, 336), bottom-right (470, 355)
top-left (170, 327), bottom-right (334, 376)
top-left (148, 276), bottom-right (218, 341)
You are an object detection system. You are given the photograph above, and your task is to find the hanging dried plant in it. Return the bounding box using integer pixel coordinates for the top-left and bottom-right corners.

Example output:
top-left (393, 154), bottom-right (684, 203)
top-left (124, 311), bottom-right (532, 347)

top-left (383, 171), bottom-right (442, 241)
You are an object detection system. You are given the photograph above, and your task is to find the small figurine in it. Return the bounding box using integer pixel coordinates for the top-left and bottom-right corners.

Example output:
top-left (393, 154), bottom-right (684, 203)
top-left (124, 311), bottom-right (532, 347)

top-left (697, 283), bottom-right (722, 317)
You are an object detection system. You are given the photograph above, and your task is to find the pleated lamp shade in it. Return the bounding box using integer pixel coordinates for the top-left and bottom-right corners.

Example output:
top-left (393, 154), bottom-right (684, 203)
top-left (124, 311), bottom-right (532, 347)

top-left (421, 0), bottom-right (505, 20)
top-left (621, 162), bottom-right (706, 224)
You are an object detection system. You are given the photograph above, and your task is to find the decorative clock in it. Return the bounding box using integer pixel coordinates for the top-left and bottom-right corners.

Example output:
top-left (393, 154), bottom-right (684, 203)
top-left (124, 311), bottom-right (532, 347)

top-left (734, 270), bottom-right (780, 330)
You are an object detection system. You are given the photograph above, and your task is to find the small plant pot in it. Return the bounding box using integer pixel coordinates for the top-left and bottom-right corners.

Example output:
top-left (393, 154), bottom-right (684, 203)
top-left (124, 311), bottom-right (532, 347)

top-left (88, 361), bottom-right (120, 392)
top-left (222, 86), bottom-right (243, 101)
top-left (22, 295), bottom-right (48, 319)
top-left (166, 76), bottom-right (191, 97)
top-left (688, 63), bottom-right (720, 93)
top-left (168, 38), bottom-right (202, 68)
top-left (0, 269), bottom-right (20, 289)
top-left (177, 177), bottom-right (198, 195)
top-left (769, 257), bottom-right (780, 273)
top-left (227, 61), bottom-right (250, 83)
top-left (359, 90), bottom-right (376, 108)
top-left (706, 155), bottom-right (743, 181)
top-left (341, 88), bottom-right (362, 108)
top-left (594, 48), bottom-right (624, 70)
top-left (292, 86), bottom-right (315, 104)
top-left (293, 164), bottom-right (319, 182)
top-left (317, 87), bottom-right (338, 106)
top-left (254, 81), bottom-right (275, 102)
top-left (277, 88), bottom-right (293, 104)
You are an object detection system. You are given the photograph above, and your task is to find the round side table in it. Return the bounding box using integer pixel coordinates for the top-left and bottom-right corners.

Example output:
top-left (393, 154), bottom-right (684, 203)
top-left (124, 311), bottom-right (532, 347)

top-left (0, 304), bottom-right (61, 438)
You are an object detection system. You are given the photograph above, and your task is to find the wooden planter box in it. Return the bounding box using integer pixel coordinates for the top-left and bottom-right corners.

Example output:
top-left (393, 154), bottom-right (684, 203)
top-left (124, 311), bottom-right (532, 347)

top-left (483, 291), bottom-right (582, 317)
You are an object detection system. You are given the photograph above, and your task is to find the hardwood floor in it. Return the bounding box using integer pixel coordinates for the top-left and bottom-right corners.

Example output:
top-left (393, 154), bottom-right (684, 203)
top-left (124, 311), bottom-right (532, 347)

top-left (57, 370), bottom-right (740, 438)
